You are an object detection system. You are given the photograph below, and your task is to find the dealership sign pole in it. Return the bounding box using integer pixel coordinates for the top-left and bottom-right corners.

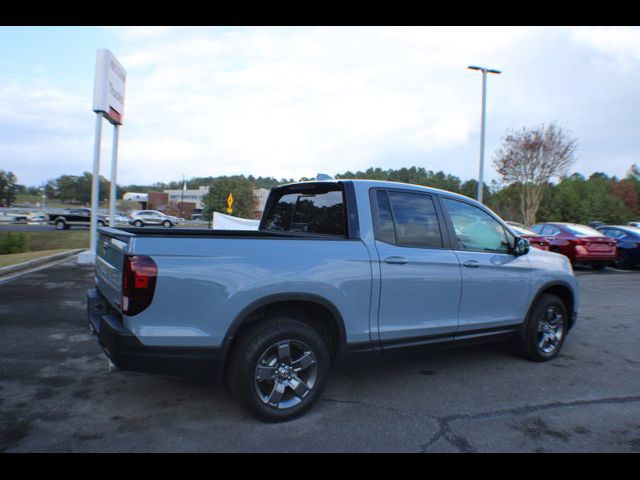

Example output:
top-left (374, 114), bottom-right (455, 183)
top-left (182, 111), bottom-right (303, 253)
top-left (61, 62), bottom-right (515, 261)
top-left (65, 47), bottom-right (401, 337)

top-left (80, 49), bottom-right (126, 264)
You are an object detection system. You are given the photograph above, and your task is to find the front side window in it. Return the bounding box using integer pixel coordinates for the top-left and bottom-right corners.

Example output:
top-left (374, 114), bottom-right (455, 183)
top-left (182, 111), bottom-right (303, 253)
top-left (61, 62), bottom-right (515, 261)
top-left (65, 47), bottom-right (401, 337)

top-left (443, 198), bottom-right (509, 253)
top-left (605, 229), bottom-right (625, 239)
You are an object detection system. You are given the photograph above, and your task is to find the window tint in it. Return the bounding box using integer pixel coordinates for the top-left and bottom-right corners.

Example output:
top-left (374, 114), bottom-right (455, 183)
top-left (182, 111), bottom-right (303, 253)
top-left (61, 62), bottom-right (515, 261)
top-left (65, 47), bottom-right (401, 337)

top-left (564, 225), bottom-right (604, 237)
top-left (262, 188), bottom-right (345, 236)
top-left (606, 229), bottom-right (625, 239)
top-left (374, 190), bottom-right (397, 244)
top-left (384, 191), bottom-right (443, 248)
top-left (510, 224), bottom-right (538, 236)
top-left (541, 225), bottom-right (561, 236)
top-left (443, 198), bottom-right (509, 253)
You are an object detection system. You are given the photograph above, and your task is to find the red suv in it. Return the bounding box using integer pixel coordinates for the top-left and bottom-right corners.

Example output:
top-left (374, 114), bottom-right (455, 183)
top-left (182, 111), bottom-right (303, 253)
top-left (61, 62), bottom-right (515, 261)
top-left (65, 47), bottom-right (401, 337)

top-left (530, 222), bottom-right (617, 269)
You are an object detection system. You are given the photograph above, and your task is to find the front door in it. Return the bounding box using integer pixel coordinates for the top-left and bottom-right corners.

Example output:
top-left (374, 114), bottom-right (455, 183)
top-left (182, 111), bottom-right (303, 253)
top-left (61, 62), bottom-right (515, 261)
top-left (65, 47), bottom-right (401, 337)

top-left (440, 197), bottom-right (532, 334)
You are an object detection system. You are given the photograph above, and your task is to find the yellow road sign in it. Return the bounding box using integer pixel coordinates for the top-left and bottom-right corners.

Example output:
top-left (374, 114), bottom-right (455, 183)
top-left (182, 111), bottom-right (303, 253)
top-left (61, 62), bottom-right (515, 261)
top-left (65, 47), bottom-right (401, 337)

top-left (227, 193), bottom-right (234, 209)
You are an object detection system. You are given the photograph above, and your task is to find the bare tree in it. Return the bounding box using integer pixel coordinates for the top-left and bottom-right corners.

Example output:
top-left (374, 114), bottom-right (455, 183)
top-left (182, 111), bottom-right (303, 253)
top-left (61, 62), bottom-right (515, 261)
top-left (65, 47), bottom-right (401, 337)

top-left (493, 122), bottom-right (577, 225)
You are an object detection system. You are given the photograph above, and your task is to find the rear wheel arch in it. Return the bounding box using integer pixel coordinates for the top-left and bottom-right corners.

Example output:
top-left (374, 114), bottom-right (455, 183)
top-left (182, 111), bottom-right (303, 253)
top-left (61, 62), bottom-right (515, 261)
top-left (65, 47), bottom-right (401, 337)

top-left (220, 294), bottom-right (347, 378)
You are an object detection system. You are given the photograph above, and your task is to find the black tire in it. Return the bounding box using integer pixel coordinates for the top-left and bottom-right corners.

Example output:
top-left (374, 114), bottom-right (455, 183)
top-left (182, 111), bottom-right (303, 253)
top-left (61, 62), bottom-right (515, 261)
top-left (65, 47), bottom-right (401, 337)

top-left (517, 294), bottom-right (568, 362)
top-left (55, 220), bottom-right (67, 230)
top-left (591, 263), bottom-right (606, 271)
top-left (134, 220), bottom-right (143, 228)
top-left (613, 250), bottom-right (633, 270)
top-left (227, 317), bottom-right (330, 422)
top-left (162, 220), bottom-right (172, 228)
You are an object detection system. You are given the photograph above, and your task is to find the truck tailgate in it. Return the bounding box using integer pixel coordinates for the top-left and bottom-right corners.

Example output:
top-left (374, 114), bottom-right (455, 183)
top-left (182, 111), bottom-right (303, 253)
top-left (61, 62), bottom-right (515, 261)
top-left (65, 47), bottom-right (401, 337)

top-left (95, 228), bottom-right (130, 312)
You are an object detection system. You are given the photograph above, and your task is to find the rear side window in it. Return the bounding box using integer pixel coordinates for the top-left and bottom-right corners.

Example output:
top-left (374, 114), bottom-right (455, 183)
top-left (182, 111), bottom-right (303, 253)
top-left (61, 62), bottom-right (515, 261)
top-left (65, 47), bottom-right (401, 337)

top-left (374, 190), bottom-right (443, 248)
top-left (261, 186), bottom-right (345, 236)
top-left (541, 225), bottom-right (561, 236)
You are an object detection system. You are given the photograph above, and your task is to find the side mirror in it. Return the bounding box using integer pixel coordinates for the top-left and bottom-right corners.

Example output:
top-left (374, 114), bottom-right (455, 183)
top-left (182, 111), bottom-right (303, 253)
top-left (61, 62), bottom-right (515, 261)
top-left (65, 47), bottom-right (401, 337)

top-left (513, 237), bottom-right (530, 256)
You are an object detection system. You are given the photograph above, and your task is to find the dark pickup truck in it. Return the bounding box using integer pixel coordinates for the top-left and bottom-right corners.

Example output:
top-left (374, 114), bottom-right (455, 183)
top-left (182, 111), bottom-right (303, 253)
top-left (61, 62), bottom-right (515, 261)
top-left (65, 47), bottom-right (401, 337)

top-left (49, 208), bottom-right (126, 230)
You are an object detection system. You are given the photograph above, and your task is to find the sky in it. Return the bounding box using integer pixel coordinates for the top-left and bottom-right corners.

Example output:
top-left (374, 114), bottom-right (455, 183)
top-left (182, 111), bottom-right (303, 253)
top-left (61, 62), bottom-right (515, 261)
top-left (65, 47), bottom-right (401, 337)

top-left (1, 26), bottom-right (639, 188)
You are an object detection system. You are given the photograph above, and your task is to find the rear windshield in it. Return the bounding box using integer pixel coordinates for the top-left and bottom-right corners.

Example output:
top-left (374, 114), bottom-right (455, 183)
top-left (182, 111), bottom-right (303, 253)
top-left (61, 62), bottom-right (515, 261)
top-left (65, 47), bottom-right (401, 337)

top-left (564, 225), bottom-right (603, 237)
top-left (620, 227), bottom-right (640, 237)
top-left (510, 225), bottom-right (538, 236)
top-left (260, 184), bottom-right (346, 236)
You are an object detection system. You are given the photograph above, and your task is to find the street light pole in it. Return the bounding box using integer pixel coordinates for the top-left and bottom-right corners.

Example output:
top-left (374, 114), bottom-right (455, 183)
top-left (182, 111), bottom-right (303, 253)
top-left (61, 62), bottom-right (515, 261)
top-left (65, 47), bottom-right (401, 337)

top-left (468, 65), bottom-right (501, 204)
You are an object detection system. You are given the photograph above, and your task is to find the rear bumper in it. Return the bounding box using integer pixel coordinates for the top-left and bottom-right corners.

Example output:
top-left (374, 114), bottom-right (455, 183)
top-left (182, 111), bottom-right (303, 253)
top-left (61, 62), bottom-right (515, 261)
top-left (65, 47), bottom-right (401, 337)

top-left (573, 254), bottom-right (616, 264)
top-left (87, 288), bottom-right (222, 380)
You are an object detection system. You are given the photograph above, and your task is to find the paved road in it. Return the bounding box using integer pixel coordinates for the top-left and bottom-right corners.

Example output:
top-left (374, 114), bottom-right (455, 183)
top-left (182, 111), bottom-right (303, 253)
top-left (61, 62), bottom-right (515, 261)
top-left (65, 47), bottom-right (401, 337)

top-left (1, 261), bottom-right (639, 452)
top-left (0, 224), bottom-right (57, 232)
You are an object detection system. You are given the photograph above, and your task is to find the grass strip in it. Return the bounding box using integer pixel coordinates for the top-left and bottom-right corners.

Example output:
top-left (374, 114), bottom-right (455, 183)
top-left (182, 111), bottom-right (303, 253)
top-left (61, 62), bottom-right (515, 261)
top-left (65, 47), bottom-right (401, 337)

top-left (0, 249), bottom-right (72, 268)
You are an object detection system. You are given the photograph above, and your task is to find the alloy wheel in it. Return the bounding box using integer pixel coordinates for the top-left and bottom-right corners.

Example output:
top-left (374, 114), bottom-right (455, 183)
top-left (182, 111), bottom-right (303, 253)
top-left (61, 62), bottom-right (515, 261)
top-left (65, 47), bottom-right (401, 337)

top-left (254, 339), bottom-right (317, 410)
top-left (537, 306), bottom-right (564, 354)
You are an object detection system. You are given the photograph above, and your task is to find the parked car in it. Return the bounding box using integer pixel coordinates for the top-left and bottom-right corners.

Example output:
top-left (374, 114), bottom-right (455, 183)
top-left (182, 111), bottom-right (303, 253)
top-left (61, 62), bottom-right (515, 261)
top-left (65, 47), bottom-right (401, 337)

top-left (28, 212), bottom-right (48, 223)
top-left (49, 208), bottom-right (129, 230)
top-left (506, 222), bottom-right (551, 251)
top-left (628, 221), bottom-right (640, 228)
top-left (596, 225), bottom-right (640, 269)
top-left (0, 212), bottom-right (28, 223)
top-left (129, 210), bottom-right (180, 228)
top-left (88, 180), bottom-right (579, 422)
top-left (588, 221), bottom-right (606, 229)
top-left (530, 222), bottom-right (617, 269)
top-left (99, 214), bottom-right (131, 227)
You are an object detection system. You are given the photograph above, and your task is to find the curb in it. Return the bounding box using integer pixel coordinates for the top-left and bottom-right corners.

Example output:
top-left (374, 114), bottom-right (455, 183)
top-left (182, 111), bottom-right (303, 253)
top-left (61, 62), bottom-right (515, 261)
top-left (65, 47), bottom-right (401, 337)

top-left (0, 249), bottom-right (86, 277)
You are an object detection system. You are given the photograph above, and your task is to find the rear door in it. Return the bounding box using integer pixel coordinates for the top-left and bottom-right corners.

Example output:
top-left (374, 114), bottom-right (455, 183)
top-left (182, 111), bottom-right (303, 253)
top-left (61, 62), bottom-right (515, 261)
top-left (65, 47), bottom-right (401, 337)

top-left (440, 197), bottom-right (532, 334)
top-left (372, 189), bottom-right (461, 346)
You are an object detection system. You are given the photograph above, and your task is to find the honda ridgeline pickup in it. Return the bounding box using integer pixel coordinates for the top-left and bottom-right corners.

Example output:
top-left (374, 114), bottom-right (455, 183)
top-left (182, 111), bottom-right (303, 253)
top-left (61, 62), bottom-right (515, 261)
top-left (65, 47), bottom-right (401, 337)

top-left (87, 180), bottom-right (579, 422)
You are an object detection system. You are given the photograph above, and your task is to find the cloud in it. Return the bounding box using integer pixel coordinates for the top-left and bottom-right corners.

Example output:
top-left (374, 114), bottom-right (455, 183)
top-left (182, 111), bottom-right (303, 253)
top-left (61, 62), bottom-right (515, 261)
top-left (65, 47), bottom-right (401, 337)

top-left (2, 26), bottom-right (640, 187)
top-left (111, 26), bottom-right (541, 183)
top-left (566, 26), bottom-right (640, 69)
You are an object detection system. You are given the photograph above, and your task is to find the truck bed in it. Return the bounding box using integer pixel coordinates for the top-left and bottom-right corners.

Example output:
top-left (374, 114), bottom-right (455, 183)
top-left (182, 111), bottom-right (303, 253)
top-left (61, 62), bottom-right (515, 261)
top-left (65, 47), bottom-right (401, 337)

top-left (99, 226), bottom-right (347, 240)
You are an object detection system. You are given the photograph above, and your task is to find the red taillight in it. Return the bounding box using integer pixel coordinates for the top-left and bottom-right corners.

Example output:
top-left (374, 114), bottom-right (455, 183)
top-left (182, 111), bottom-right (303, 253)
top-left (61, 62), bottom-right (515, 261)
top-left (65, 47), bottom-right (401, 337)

top-left (122, 255), bottom-right (157, 316)
top-left (568, 239), bottom-right (586, 255)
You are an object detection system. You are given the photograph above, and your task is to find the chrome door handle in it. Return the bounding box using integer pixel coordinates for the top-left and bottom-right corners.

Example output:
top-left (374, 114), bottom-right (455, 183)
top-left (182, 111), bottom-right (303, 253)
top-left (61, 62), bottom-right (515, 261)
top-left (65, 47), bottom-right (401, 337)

top-left (463, 260), bottom-right (480, 268)
top-left (384, 256), bottom-right (408, 265)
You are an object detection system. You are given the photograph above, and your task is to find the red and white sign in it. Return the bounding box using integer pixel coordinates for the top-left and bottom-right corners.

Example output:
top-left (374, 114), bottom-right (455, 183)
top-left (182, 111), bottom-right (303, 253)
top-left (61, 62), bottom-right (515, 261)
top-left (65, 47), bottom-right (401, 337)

top-left (92, 49), bottom-right (126, 125)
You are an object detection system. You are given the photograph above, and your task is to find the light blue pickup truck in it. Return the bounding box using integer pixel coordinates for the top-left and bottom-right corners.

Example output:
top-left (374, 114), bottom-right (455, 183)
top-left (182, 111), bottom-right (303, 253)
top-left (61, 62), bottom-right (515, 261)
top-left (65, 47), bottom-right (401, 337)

top-left (88, 180), bottom-right (579, 422)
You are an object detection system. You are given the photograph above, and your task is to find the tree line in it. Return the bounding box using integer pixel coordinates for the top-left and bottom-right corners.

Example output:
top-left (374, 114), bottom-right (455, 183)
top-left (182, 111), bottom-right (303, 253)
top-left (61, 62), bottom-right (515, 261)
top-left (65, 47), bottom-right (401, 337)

top-left (3, 123), bottom-right (640, 225)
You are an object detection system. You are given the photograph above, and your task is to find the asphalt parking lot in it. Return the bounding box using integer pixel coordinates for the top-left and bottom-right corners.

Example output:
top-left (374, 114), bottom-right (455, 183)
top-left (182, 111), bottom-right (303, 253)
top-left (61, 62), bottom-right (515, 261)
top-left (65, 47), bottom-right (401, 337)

top-left (1, 260), bottom-right (639, 452)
